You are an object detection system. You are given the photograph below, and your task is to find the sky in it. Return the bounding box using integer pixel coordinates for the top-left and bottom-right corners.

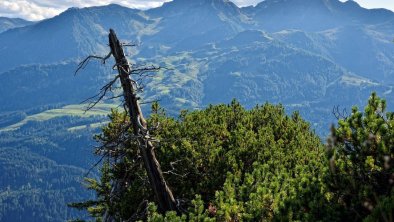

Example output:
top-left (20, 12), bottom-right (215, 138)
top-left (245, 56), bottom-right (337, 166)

top-left (0, 0), bottom-right (394, 21)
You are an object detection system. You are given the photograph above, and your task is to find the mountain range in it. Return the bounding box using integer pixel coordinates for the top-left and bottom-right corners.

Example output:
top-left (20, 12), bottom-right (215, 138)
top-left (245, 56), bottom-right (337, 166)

top-left (0, 0), bottom-right (394, 221)
top-left (0, 17), bottom-right (33, 33)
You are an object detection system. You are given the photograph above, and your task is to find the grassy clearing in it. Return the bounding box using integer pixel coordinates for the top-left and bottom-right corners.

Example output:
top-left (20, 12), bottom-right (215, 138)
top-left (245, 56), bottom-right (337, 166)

top-left (0, 103), bottom-right (117, 132)
top-left (67, 121), bottom-right (110, 132)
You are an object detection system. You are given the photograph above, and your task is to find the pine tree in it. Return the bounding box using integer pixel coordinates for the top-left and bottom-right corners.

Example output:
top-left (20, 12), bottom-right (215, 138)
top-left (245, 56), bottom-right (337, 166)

top-left (327, 92), bottom-right (394, 221)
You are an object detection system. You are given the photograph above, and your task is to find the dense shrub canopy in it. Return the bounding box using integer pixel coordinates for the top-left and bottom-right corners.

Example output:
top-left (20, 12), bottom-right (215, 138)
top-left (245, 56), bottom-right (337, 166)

top-left (73, 94), bottom-right (394, 221)
top-left (74, 100), bottom-right (337, 221)
top-left (327, 92), bottom-right (394, 221)
top-left (149, 101), bottom-right (337, 221)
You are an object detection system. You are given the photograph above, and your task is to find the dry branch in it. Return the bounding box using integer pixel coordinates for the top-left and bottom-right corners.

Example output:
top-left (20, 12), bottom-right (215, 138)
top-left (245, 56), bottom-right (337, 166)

top-left (75, 52), bottom-right (112, 75)
top-left (76, 29), bottom-right (179, 221)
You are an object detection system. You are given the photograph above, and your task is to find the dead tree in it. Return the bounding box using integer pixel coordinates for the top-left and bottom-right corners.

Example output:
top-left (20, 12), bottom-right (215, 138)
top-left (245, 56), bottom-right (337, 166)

top-left (77, 29), bottom-right (178, 221)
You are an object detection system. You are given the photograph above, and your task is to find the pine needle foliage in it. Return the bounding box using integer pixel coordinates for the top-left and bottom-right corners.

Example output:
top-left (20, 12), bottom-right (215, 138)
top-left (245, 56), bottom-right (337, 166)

top-left (73, 100), bottom-right (339, 221)
top-left (327, 92), bottom-right (394, 221)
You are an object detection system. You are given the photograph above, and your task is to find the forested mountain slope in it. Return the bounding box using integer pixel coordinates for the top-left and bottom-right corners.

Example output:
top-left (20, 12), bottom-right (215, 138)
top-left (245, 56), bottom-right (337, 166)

top-left (0, 0), bottom-right (393, 220)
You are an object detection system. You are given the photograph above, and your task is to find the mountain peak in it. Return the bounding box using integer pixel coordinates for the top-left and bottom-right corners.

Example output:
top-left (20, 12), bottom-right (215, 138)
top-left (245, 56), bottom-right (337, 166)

top-left (255, 0), bottom-right (341, 9)
top-left (249, 0), bottom-right (394, 31)
top-left (152, 0), bottom-right (239, 15)
top-left (146, 0), bottom-right (244, 26)
top-left (165, 0), bottom-right (234, 6)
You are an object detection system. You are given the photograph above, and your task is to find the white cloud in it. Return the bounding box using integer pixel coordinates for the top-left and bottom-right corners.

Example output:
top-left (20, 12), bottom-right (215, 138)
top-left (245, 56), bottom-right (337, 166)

top-left (351, 0), bottom-right (394, 12)
top-left (0, 0), bottom-right (172, 21)
top-left (0, 0), bottom-right (63, 21)
top-left (231, 0), bottom-right (261, 7)
top-left (28, 0), bottom-right (171, 9)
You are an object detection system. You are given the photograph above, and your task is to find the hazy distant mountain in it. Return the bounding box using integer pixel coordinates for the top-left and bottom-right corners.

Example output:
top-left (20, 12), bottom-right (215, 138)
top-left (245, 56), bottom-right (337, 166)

top-left (273, 25), bottom-right (394, 83)
top-left (246, 0), bottom-right (394, 31)
top-left (1, 0), bottom-right (394, 220)
top-left (0, 62), bottom-right (111, 112)
top-left (0, 17), bottom-right (33, 33)
top-left (145, 0), bottom-right (249, 49)
top-left (0, 4), bottom-right (154, 73)
top-left (0, 0), bottom-right (392, 113)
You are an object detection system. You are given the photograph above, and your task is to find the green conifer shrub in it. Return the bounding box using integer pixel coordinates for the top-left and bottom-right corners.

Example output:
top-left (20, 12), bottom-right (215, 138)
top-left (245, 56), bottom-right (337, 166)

top-left (74, 101), bottom-right (337, 221)
top-left (327, 92), bottom-right (394, 221)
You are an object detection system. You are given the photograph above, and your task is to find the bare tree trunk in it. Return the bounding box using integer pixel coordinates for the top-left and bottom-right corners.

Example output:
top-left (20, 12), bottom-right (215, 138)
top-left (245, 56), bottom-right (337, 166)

top-left (104, 29), bottom-right (177, 221)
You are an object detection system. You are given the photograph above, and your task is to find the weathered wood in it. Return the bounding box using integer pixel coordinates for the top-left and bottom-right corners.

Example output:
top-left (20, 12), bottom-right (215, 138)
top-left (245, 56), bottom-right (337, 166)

top-left (104, 29), bottom-right (177, 221)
